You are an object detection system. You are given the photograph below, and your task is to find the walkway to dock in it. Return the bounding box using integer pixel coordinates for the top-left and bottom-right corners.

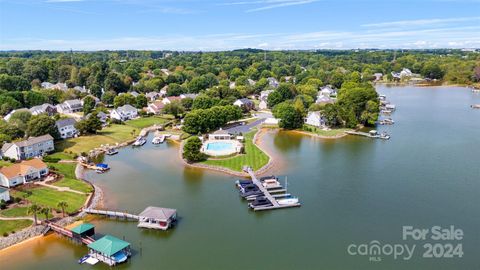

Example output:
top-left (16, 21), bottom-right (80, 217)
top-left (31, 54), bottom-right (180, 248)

top-left (244, 167), bottom-right (301, 211)
top-left (84, 209), bottom-right (139, 220)
top-left (345, 131), bottom-right (378, 138)
top-left (44, 221), bottom-right (95, 245)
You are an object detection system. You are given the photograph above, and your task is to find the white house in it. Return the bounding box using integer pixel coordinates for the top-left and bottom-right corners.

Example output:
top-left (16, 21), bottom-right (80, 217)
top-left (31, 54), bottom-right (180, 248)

top-left (234, 98), bottom-right (254, 111)
top-left (55, 118), bottom-right (78, 139)
top-left (260, 90), bottom-right (274, 101)
top-left (208, 129), bottom-right (232, 140)
top-left (391, 68), bottom-right (413, 79)
top-left (160, 85), bottom-right (168, 96)
top-left (73, 86), bottom-right (89, 93)
top-left (0, 187), bottom-right (10, 202)
top-left (162, 96), bottom-right (182, 105)
top-left (41, 82), bottom-right (68, 91)
top-left (30, 103), bottom-right (57, 116)
top-left (1, 134), bottom-right (54, 160)
top-left (180, 93), bottom-right (198, 100)
top-left (374, 73), bottom-right (383, 81)
top-left (110, 104), bottom-right (138, 121)
top-left (0, 159), bottom-right (49, 188)
top-left (320, 86), bottom-right (336, 97)
top-left (145, 91), bottom-right (161, 101)
top-left (305, 111), bottom-right (326, 128)
top-left (259, 100), bottom-right (268, 110)
top-left (316, 95), bottom-right (334, 104)
top-left (56, 99), bottom-right (83, 114)
top-left (146, 101), bottom-right (165, 115)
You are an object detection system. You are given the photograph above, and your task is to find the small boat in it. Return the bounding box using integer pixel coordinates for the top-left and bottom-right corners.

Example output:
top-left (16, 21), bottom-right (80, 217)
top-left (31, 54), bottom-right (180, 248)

top-left (240, 189), bottom-right (264, 198)
top-left (248, 196), bottom-right (272, 208)
top-left (262, 178), bottom-right (282, 189)
top-left (152, 135), bottom-right (165, 145)
top-left (78, 255), bottom-right (90, 264)
top-left (378, 118), bottom-right (395, 125)
top-left (379, 132), bottom-right (391, 140)
top-left (380, 109), bottom-right (393, 115)
top-left (105, 148), bottom-right (118, 155)
top-left (471, 104), bottom-right (480, 109)
top-left (133, 137), bottom-right (146, 146)
top-left (235, 179), bottom-right (252, 188)
top-left (277, 196), bottom-right (299, 206)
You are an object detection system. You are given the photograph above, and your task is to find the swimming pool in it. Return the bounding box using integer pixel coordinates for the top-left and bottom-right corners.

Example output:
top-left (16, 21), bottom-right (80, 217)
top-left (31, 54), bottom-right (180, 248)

top-left (202, 140), bottom-right (241, 156)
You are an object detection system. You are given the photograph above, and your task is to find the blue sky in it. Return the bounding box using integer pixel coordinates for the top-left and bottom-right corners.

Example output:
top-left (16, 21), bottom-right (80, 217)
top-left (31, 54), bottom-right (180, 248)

top-left (0, 0), bottom-right (479, 50)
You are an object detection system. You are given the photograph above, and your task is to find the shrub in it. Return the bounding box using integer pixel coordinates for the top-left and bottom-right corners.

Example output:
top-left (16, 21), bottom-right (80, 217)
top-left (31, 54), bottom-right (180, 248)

top-left (183, 137), bottom-right (206, 162)
top-left (3, 232), bottom-right (8, 237)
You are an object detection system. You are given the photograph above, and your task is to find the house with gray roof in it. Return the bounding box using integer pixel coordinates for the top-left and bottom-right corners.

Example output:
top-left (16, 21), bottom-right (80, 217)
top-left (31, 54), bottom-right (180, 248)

top-left (30, 103), bottom-right (57, 116)
top-left (56, 99), bottom-right (83, 114)
top-left (234, 98), bottom-right (255, 111)
top-left (55, 118), bottom-right (78, 139)
top-left (1, 134), bottom-right (54, 160)
top-left (110, 104), bottom-right (138, 121)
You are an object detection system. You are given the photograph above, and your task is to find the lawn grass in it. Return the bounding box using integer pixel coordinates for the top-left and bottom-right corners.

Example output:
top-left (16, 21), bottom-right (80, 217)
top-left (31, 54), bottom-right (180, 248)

top-left (303, 125), bottom-right (352, 137)
top-left (56, 124), bottom-right (138, 154)
top-left (47, 152), bottom-right (75, 160)
top-left (201, 131), bottom-right (269, 172)
top-left (11, 187), bottom-right (87, 214)
top-left (46, 162), bottom-right (92, 193)
top-left (0, 207), bottom-right (29, 217)
top-left (0, 160), bottom-right (14, 167)
top-left (0, 220), bottom-right (32, 236)
top-left (125, 116), bottom-right (173, 129)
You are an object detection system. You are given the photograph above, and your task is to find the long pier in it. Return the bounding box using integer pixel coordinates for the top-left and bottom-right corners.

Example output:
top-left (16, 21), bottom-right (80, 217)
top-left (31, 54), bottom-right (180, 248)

top-left (84, 209), bottom-right (139, 220)
top-left (244, 167), bottom-right (301, 211)
top-left (346, 131), bottom-right (379, 138)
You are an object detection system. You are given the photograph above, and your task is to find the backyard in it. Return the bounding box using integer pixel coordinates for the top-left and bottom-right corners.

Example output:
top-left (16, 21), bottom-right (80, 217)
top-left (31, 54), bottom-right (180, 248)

top-left (125, 115), bottom-right (174, 129)
top-left (201, 131), bottom-right (269, 172)
top-left (302, 125), bottom-right (352, 137)
top-left (48, 163), bottom-right (93, 193)
top-left (11, 187), bottom-right (88, 214)
top-left (0, 220), bottom-right (32, 236)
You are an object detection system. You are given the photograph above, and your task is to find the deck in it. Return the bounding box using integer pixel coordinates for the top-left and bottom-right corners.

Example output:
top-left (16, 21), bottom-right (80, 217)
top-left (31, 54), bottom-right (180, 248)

top-left (244, 167), bottom-right (301, 211)
top-left (44, 221), bottom-right (95, 245)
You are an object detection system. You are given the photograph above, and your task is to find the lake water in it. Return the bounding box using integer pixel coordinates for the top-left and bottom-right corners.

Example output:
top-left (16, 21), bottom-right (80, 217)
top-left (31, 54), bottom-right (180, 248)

top-left (1, 86), bottom-right (479, 269)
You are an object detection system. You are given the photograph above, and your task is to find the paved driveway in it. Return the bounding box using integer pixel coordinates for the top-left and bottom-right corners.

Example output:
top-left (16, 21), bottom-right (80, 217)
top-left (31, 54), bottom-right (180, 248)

top-left (225, 112), bottom-right (272, 134)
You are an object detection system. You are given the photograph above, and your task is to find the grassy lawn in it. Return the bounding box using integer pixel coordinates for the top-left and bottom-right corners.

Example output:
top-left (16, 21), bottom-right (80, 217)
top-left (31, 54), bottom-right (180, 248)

top-left (56, 124), bottom-right (138, 154)
top-left (0, 160), bottom-right (15, 167)
top-left (0, 207), bottom-right (29, 217)
top-left (11, 187), bottom-right (87, 214)
top-left (201, 131), bottom-right (269, 172)
top-left (303, 125), bottom-right (352, 137)
top-left (125, 116), bottom-right (173, 129)
top-left (0, 220), bottom-right (32, 236)
top-left (47, 162), bottom-right (92, 193)
top-left (47, 152), bottom-right (75, 160)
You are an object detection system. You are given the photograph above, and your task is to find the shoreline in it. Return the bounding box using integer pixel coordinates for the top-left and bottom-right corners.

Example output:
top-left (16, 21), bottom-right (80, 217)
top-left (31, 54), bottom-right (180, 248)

top-left (291, 129), bottom-right (350, 140)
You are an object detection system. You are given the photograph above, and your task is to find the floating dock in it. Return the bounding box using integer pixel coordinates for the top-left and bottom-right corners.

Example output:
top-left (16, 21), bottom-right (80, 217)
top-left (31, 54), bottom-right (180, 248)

top-left (242, 167), bottom-right (301, 211)
top-left (346, 130), bottom-right (390, 140)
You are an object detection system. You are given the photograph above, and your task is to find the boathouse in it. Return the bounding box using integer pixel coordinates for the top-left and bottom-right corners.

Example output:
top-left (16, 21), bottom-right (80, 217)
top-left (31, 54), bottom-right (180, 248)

top-left (87, 235), bottom-right (131, 266)
top-left (137, 206), bottom-right (177, 230)
top-left (71, 223), bottom-right (95, 241)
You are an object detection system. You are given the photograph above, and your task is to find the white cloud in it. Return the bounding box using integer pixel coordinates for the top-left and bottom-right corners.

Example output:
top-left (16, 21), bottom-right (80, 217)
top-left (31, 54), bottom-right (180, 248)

top-left (45, 0), bottom-right (84, 2)
top-left (220, 0), bottom-right (317, 12)
top-left (362, 16), bottom-right (480, 28)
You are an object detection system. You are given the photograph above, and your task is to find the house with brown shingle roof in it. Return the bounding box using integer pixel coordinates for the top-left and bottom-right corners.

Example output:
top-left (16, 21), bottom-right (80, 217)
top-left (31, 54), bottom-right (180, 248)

top-left (0, 158), bottom-right (49, 188)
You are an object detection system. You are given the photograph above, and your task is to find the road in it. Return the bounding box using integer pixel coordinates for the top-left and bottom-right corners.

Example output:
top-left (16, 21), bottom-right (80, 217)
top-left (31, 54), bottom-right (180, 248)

top-left (225, 112), bottom-right (272, 134)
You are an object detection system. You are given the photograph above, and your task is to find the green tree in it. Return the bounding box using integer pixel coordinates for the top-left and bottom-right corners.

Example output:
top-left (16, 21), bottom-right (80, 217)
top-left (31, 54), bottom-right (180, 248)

top-left (163, 101), bottom-right (185, 118)
top-left (272, 102), bottom-right (304, 129)
top-left (113, 93), bottom-right (136, 108)
top-left (82, 95), bottom-right (96, 114)
top-left (183, 136), bottom-right (206, 162)
top-left (75, 113), bottom-right (102, 135)
top-left (27, 204), bottom-right (41, 225)
top-left (422, 62), bottom-right (445, 80)
top-left (26, 115), bottom-right (60, 139)
top-left (40, 207), bottom-right (50, 221)
top-left (57, 201), bottom-right (68, 217)
top-left (101, 90), bottom-right (116, 105)
top-left (135, 94), bottom-right (148, 109)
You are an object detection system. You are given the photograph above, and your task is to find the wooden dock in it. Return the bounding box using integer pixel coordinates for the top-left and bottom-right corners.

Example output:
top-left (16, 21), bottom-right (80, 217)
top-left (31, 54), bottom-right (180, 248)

top-left (84, 208), bottom-right (139, 220)
top-left (44, 221), bottom-right (95, 245)
top-left (346, 131), bottom-right (378, 138)
top-left (244, 167), bottom-right (301, 211)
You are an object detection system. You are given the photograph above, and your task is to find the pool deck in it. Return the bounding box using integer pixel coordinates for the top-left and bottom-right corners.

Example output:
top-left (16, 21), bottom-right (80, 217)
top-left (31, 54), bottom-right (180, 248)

top-left (201, 139), bottom-right (242, 157)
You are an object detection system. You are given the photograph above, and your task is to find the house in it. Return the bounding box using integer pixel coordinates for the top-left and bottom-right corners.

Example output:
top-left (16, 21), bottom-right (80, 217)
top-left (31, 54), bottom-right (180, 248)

top-left (145, 91), bottom-right (161, 101)
top-left (55, 118), bottom-right (78, 139)
top-left (41, 82), bottom-right (68, 91)
top-left (305, 111), bottom-right (326, 128)
top-left (208, 129), bottom-right (231, 140)
top-left (82, 95), bottom-right (100, 105)
top-left (180, 93), bottom-right (198, 100)
top-left (30, 103), bottom-right (57, 116)
top-left (229, 81), bottom-right (236, 89)
top-left (0, 187), bottom-right (10, 202)
top-left (260, 90), bottom-right (274, 101)
top-left (267, 77), bottom-right (279, 88)
top-left (234, 98), bottom-right (255, 111)
top-left (319, 86), bottom-right (336, 97)
top-left (128, 91), bottom-right (139, 98)
top-left (316, 95), bottom-right (334, 104)
top-left (0, 158), bottom-right (49, 188)
top-left (1, 134), bottom-right (54, 160)
top-left (391, 68), bottom-right (413, 79)
top-left (3, 108), bottom-right (29, 121)
top-left (259, 100), bottom-right (268, 110)
top-left (73, 86), bottom-right (88, 93)
top-left (87, 235), bottom-right (131, 266)
top-left (160, 68), bottom-right (171, 76)
top-left (110, 104), bottom-right (138, 121)
top-left (247, 79), bottom-right (256, 86)
top-left (96, 111), bottom-right (108, 124)
top-left (374, 73), bottom-right (383, 81)
top-left (41, 82), bottom-right (54, 89)
top-left (137, 206), bottom-right (177, 230)
top-left (160, 85), bottom-right (168, 96)
top-left (162, 96), bottom-right (182, 105)
top-left (284, 76), bottom-right (296, 83)
top-left (146, 101), bottom-right (165, 115)
top-left (56, 99), bottom-right (83, 114)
